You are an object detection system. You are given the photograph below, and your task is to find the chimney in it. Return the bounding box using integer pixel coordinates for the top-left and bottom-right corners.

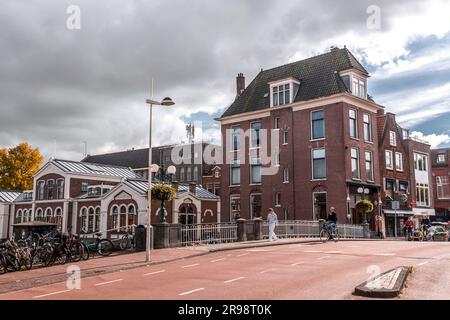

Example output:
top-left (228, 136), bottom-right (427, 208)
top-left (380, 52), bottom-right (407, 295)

top-left (236, 73), bottom-right (245, 97)
top-left (189, 182), bottom-right (196, 195)
top-left (377, 109), bottom-right (385, 116)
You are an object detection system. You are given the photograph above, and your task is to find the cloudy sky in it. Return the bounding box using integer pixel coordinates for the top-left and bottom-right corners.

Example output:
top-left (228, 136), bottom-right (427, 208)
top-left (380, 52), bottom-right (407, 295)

top-left (1, 0), bottom-right (450, 160)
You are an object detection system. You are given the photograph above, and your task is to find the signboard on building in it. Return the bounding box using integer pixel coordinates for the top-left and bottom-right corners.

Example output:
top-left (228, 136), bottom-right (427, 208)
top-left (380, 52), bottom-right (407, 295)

top-left (391, 201), bottom-right (400, 210)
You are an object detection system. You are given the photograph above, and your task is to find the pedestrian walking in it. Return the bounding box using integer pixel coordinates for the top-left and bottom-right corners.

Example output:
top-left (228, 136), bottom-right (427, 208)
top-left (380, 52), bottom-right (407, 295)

top-left (267, 208), bottom-right (278, 241)
top-left (375, 214), bottom-right (384, 239)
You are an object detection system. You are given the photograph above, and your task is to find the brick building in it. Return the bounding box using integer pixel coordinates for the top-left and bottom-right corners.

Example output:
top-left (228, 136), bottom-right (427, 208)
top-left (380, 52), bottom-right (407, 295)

top-left (431, 148), bottom-right (450, 216)
top-left (0, 190), bottom-right (21, 240)
top-left (218, 47), bottom-right (384, 225)
top-left (376, 112), bottom-right (434, 236)
top-left (6, 158), bottom-right (220, 240)
top-left (202, 166), bottom-right (221, 196)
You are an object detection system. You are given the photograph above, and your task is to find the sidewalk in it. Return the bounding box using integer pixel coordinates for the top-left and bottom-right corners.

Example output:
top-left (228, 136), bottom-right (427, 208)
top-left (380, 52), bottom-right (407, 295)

top-left (0, 237), bottom-right (376, 294)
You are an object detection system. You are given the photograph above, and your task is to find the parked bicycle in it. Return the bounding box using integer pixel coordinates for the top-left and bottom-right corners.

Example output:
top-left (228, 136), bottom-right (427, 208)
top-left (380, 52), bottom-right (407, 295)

top-left (81, 232), bottom-right (114, 257)
top-left (119, 227), bottom-right (136, 250)
top-left (319, 221), bottom-right (340, 242)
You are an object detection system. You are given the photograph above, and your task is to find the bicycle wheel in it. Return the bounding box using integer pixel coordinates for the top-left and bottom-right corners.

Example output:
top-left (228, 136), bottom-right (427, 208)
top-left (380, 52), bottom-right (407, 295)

top-left (333, 229), bottom-right (340, 242)
top-left (119, 236), bottom-right (131, 250)
top-left (97, 239), bottom-right (114, 256)
top-left (81, 243), bottom-right (90, 260)
top-left (319, 229), bottom-right (329, 243)
top-left (69, 243), bottom-right (83, 262)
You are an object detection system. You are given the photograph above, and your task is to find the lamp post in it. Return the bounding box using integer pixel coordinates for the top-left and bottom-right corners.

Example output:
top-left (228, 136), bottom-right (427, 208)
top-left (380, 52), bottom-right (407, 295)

top-left (357, 187), bottom-right (370, 224)
top-left (145, 96), bottom-right (175, 263)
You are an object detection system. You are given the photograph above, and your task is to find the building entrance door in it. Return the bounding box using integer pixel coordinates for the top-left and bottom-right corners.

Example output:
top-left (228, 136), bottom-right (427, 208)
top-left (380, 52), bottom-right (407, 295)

top-left (313, 192), bottom-right (327, 220)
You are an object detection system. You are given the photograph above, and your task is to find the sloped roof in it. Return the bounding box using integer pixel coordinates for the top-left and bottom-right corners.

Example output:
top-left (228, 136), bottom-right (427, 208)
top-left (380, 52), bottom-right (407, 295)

top-left (124, 179), bottom-right (219, 200)
top-left (220, 47), bottom-right (370, 118)
top-left (0, 190), bottom-right (21, 203)
top-left (51, 159), bottom-right (139, 179)
top-left (82, 148), bottom-right (151, 169)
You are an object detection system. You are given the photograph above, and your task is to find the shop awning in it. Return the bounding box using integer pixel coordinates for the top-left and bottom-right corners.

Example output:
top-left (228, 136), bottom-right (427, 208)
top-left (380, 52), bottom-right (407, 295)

top-left (383, 210), bottom-right (414, 217)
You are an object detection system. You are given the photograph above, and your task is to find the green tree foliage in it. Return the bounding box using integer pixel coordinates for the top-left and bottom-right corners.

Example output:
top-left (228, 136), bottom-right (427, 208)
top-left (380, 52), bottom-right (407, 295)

top-left (0, 143), bottom-right (44, 190)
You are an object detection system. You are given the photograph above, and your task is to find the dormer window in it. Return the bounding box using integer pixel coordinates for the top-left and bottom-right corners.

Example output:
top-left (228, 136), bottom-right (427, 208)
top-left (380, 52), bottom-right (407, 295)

top-left (269, 78), bottom-right (300, 108)
top-left (340, 71), bottom-right (367, 99)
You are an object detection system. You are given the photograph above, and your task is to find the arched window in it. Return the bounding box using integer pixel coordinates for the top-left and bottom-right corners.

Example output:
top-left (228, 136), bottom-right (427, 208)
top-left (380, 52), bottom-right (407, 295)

top-left (55, 208), bottom-right (63, 231)
top-left (56, 179), bottom-right (65, 199)
top-left (36, 208), bottom-right (44, 221)
top-left (95, 207), bottom-right (101, 232)
top-left (45, 208), bottom-right (53, 222)
top-left (17, 210), bottom-right (23, 223)
top-left (80, 208), bottom-right (88, 233)
top-left (88, 207), bottom-right (95, 233)
top-left (23, 209), bottom-right (29, 223)
top-left (111, 204), bottom-right (136, 232)
top-left (37, 181), bottom-right (45, 200)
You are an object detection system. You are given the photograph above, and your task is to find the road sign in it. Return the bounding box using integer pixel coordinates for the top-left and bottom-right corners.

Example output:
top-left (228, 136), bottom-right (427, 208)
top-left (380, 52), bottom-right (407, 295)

top-left (391, 201), bottom-right (400, 210)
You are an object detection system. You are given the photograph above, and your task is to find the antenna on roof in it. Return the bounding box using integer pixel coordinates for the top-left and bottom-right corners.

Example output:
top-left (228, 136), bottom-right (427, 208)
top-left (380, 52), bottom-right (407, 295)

top-left (83, 141), bottom-right (88, 158)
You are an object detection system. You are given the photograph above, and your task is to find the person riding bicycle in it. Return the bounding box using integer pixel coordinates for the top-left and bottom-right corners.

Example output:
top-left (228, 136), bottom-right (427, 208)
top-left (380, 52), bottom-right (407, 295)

top-left (404, 217), bottom-right (414, 240)
top-left (421, 215), bottom-right (431, 237)
top-left (325, 207), bottom-right (338, 236)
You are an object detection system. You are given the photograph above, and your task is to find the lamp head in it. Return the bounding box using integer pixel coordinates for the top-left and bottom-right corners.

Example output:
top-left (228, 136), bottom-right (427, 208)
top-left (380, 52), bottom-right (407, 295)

top-left (161, 97), bottom-right (175, 106)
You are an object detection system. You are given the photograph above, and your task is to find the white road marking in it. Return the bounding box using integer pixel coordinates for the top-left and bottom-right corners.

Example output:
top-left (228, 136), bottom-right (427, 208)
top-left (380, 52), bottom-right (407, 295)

top-left (32, 290), bottom-right (70, 299)
top-left (347, 245), bottom-right (361, 248)
top-left (95, 279), bottom-right (123, 286)
top-left (237, 253), bottom-right (250, 257)
top-left (179, 288), bottom-right (205, 296)
top-left (246, 249), bottom-right (270, 252)
top-left (417, 261), bottom-right (429, 266)
top-left (143, 270), bottom-right (165, 276)
top-left (224, 277), bottom-right (245, 283)
top-left (181, 263), bottom-right (200, 268)
top-left (259, 268), bottom-right (276, 274)
top-left (317, 256), bottom-right (330, 260)
top-left (324, 251), bottom-right (342, 254)
top-left (290, 262), bottom-right (304, 266)
top-left (211, 258), bottom-right (226, 263)
top-left (304, 250), bottom-right (322, 253)
top-left (373, 253), bottom-right (396, 256)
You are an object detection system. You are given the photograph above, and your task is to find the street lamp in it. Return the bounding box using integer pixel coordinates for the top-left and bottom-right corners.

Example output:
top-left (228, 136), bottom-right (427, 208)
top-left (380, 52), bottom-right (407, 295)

top-left (145, 96), bottom-right (175, 263)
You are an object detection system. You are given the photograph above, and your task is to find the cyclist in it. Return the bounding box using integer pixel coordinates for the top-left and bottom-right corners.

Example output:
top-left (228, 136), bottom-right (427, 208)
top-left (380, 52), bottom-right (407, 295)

top-left (325, 207), bottom-right (338, 237)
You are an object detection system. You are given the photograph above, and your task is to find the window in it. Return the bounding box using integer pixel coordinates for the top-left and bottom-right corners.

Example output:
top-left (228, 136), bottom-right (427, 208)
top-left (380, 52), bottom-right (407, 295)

top-left (363, 114), bottom-right (372, 142)
top-left (214, 183), bottom-right (220, 196)
top-left (55, 208), bottom-right (63, 231)
top-left (16, 210), bottom-right (22, 223)
top-left (385, 150), bottom-right (393, 170)
top-left (230, 160), bottom-right (240, 185)
top-left (231, 125), bottom-right (240, 151)
top-left (349, 109), bottom-right (357, 138)
top-left (385, 179), bottom-right (396, 199)
top-left (56, 179), bottom-right (64, 199)
top-left (283, 167), bottom-right (289, 183)
top-left (81, 182), bottom-right (89, 192)
top-left (272, 84), bottom-right (290, 106)
top-left (250, 122), bottom-right (261, 148)
top-left (250, 194), bottom-right (262, 218)
top-left (37, 181), bottom-right (45, 200)
top-left (416, 183), bottom-right (430, 207)
top-left (35, 208), bottom-right (43, 221)
top-left (399, 181), bottom-right (408, 192)
top-left (45, 208), bottom-right (52, 222)
top-left (47, 180), bottom-right (54, 200)
top-left (283, 131), bottom-right (288, 145)
top-left (88, 208), bottom-right (95, 233)
top-left (207, 184), bottom-right (214, 193)
top-left (395, 152), bottom-right (403, 171)
top-left (437, 154), bottom-right (446, 163)
top-left (312, 148), bottom-right (326, 179)
top-left (230, 196), bottom-right (241, 221)
top-left (275, 192), bottom-right (281, 207)
top-left (179, 167), bottom-right (184, 182)
top-left (274, 117), bottom-right (280, 129)
top-left (95, 207), bottom-right (101, 232)
top-left (402, 129), bottom-right (409, 139)
top-left (437, 176), bottom-right (450, 199)
top-left (111, 205), bottom-right (136, 232)
top-left (214, 170), bottom-right (220, 178)
top-left (193, 166), bottom-right (198, 180)
top-left (389, 131), bottom-right (396, 146)
top-left (80, 208), bottom-right (88, 232)
top-left (186, 166), bottom-right (192, 181)
top-left (414, 153), bottom-right (428, 171)
top-left (250, 157), bottom-right (261, 184)
top-left (351, 77), bottom-right (366, 99)
top-left (311, 110), bottom-right (325, 140)
top-left (365, 151), bottom-right (373, 181)
top-left (351, 148), bottom-right (360, 179)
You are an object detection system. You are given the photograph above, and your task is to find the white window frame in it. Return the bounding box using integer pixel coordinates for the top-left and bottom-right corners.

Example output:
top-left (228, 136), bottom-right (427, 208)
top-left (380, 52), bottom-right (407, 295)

top-left (414, 153), bottom-right (428, 171)
top-left (274, 117), bottom-right (280, 129)
top-left (275, 192), bottom-right (281, 207)
top-left (351, 148), bottom-right (360, 180)
top-left (250, 157), bottom-right (261, 185)
top-left (230, 159), bottom-right (240, 186)
top-left (230, 125), bottom-right (241, 152)
top-left (416, 183), bottom-right (430, 207)
top-left (385, 150), bottom-right (393, 170)
top-left (437, 154), bottom-right (446, 163)
top-left (389, 131), bottom-right (397, 146)
top-left (311, 110), bottom-right (325, 140)
top-left (230, 195), bottom-right (241, 221)
top-left (283, 131), bottom-right (288, 145)
top-left (283, 167), bottom-right (289, 183)
top-left (250, 193), bottom-right (262, 219)
top-left (250, 121), bottom-right (261, 149)
top-left (363, 113), bottom-right (372, 142)
top-left (395, 152), bottom-right (403, 171)
top-left (436, 176), bottom-right (450, 199)
top-left (349, 109), bottom-right (358, 139)
top-left (312, 148), bottom-right (326, 180)
top-left (365, 151), bottom-right (374, 182)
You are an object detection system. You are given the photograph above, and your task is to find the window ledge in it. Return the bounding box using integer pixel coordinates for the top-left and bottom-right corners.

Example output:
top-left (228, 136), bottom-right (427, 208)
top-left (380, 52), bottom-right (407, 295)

top-left (364, 140), bottom-right (374, 144)
top-left (229, 185), bottom-right (240, 188)
top-left (311, 178), bottom-right (327, 182)
top-left (352, 178), bottom-right (362, 181)
top-left (249, 183), bottom-right (262, 186)
top-left (310, 138), bottom-right (326, 142)
top-left (350, 137), bottom-right (360, 141)
top-left (282, 143), bottom-right (288, 146)
top-left (283, 181), bottom-right (290, 184)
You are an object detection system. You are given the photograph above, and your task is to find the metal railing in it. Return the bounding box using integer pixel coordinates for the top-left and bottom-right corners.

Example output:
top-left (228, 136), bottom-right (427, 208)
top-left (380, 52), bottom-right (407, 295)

top-left (262, 220), bottom-right (364, 239)
top-left (175, 222), bottom-right (238, 246)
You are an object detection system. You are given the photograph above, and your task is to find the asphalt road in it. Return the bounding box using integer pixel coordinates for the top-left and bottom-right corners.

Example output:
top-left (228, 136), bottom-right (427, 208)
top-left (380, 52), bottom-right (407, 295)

top-left (1, 240), bottom-right (449, 300)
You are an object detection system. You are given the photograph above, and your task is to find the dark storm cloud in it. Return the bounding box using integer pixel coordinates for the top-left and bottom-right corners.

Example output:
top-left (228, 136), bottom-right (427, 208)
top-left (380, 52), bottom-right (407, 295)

top-left (0, 0), bottom-right (442, 159)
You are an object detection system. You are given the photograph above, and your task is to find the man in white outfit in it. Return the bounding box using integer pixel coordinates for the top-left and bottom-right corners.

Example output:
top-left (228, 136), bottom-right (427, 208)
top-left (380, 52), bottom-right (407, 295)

top-left (267, 208), bottom-right (278, 241)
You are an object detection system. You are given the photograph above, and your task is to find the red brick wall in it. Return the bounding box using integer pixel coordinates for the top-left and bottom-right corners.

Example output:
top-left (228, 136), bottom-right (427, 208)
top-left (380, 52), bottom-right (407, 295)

top-left (432, 166), bottom-right (450, 215)
top-left (70, 178), bottom-right (119, 198)
top-left (35, 173), bottom-right (65, 200)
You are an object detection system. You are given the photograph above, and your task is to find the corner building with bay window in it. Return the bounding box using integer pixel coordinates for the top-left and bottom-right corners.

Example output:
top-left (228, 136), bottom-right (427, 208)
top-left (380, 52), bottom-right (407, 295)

top-left (219, 47), bottom-right (384, 226)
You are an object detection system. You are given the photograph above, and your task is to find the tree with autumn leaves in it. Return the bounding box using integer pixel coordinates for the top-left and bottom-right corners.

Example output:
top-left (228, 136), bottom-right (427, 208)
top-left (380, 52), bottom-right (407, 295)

top-left (0, 143), bottom-right (44, 191)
